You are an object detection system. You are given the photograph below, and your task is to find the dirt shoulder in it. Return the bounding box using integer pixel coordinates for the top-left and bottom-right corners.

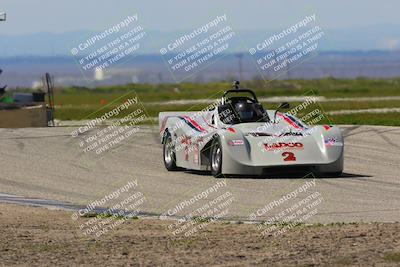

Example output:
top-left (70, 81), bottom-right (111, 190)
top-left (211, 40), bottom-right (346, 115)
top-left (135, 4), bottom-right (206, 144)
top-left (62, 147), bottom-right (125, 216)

top-left (0, 203), bottom-right (399, 266)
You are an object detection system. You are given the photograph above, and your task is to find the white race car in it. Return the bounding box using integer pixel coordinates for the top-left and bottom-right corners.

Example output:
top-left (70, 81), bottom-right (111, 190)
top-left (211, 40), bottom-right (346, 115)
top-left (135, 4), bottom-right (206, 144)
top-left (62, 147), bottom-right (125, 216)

top-left (159, 82), bottom-right (343, 177)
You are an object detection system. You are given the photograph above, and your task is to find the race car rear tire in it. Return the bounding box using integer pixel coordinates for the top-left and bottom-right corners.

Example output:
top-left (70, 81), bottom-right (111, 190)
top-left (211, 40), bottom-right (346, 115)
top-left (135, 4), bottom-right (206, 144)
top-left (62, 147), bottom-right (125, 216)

top-left (211, 137), bottom-right (223, 178)
top-left (163, 132), bottom-right (178, 171)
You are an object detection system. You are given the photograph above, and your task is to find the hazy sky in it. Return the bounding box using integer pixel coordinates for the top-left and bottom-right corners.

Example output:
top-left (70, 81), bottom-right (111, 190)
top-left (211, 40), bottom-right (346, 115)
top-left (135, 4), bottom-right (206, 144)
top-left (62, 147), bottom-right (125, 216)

top-left (1, 0), bottom-right (400, 35)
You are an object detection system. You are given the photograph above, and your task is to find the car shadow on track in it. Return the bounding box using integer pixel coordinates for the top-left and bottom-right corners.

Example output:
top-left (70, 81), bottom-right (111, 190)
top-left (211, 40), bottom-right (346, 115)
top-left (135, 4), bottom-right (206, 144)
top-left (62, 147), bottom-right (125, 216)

top-left (185, 170), bottom-right (371, 180)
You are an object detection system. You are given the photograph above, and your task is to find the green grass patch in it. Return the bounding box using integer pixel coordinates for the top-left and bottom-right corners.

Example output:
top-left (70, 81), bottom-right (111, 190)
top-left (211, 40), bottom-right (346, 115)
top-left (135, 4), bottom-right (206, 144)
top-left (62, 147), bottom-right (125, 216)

top-left (316, 100), bottom-right (400, 112)
top-left (24, 77), bottom-right (399, 125)
top-left (329, 112), bottom-right (400, 126)
top-left (52, 77), bottom-right (400, 105)
top-left (192, 216), bottom-right (213, 223)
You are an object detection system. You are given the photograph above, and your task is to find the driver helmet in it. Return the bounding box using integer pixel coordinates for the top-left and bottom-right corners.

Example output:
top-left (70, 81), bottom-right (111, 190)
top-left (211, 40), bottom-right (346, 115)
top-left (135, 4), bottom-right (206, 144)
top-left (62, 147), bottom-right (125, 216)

top-left (235, 102), bottom-right (254, 120)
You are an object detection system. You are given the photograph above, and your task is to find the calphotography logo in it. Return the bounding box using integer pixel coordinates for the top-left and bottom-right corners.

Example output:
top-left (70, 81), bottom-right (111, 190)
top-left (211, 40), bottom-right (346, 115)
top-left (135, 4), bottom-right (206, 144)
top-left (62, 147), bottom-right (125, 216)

top-left (71, 179), bottom-right (146, 238)
top-left (248, 177), bottom-right (324, 237)
top-left (159, 14), bottom-right (236, 82)
top-left (70, 91), bottom-right (150, 155)
top-left (160, 179), bottom-right (235, 237)
top-left (70, 14), bottom-right (147, 79)
top-left (248, 13), bottom-right (324, 80)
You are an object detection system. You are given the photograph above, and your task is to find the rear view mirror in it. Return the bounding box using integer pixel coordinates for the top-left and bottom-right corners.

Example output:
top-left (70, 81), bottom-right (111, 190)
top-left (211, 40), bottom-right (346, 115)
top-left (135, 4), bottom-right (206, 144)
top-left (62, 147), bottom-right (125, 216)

top-left (273, 102), bottom-right (290, 123)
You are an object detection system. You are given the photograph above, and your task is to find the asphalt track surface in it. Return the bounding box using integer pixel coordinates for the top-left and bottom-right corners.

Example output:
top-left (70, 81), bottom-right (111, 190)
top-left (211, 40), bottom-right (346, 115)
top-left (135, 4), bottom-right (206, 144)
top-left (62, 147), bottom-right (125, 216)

top-left (0, 125), bottom-right (399, 223)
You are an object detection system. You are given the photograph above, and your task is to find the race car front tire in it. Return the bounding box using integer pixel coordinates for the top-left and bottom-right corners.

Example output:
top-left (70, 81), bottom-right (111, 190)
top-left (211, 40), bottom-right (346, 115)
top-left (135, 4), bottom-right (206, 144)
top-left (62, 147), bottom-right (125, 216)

top-left (211, 137), bottom-right (223, 178)
top-left (163, 132), bottom-right (178, 171)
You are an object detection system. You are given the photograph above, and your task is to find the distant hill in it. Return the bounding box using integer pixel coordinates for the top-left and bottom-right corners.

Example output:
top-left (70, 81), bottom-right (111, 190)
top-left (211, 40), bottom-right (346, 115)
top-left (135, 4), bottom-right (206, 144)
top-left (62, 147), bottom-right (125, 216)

top-left (0, 25), bottom-right (400, 57)
top-left (1, 51), bottom-right (400, 87)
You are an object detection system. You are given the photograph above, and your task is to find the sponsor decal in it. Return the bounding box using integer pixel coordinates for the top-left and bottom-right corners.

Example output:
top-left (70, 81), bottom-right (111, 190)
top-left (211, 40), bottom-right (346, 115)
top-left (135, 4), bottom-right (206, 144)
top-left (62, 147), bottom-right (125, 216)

top-left (324, 137), bottom-right (343, 147)
top-left (282, 152), bottom-right (296, 161)
top-left (264, 142), bottom-right (304, 151)
top-left (227, 139), bottom-right (244, 146)
top-left (324, 137), bottom-right (336, 146)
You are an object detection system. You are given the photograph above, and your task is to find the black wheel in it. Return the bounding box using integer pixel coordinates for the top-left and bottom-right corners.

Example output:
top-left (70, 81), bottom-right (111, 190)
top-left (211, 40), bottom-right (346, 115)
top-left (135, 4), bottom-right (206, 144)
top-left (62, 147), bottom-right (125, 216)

top-left (211, 137), bottom-right (223, 178)
top-left (163, 132), bottom-right (178, 171)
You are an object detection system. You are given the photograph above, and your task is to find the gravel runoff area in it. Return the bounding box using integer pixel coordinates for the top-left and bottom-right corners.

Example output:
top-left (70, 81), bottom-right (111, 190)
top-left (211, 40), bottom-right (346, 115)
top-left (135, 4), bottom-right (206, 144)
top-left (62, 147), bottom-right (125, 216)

top-left (0, 203), bottom-right (400, 266)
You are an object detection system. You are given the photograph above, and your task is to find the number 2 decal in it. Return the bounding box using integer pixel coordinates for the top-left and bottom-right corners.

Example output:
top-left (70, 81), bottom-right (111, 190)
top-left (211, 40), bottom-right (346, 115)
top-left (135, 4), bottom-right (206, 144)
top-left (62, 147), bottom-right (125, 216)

top-left (282, 152), bottom-right (296, 161)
